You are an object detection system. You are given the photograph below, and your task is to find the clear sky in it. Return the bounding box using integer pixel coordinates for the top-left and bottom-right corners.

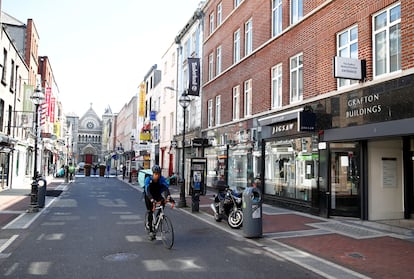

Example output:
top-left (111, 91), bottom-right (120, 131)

top-left (2, 0), bottom-right (202, 117)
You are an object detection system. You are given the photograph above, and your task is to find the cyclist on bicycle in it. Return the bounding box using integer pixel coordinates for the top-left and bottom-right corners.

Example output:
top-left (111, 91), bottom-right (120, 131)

top-left (144, 165), bottom-right (173, 240)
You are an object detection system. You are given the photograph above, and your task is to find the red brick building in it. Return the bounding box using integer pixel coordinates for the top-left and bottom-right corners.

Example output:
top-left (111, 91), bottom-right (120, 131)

top-left (201, 0), bottom-right (414, 221)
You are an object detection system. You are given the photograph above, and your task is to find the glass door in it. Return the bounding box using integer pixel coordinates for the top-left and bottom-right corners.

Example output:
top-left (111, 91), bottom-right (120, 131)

top-left (330, 143), bottom-right (360, 217)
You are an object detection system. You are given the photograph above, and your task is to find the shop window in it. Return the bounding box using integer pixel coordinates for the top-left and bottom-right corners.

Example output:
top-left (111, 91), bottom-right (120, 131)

top-left (264, 135), bottom-right (318, 201)
top-left (228, 144), bottom-right (253, 191)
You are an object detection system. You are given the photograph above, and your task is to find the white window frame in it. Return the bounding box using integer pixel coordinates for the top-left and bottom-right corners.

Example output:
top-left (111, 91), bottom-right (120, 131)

top-left (245, 18), bottom-right (253, 56)
top-left (272, 0), bottom-right (282, 37)
top-left (290, 0), bottom-right (303, 25)
top-left (209, 13), bottom-right (215, 34)
top-left (244, 79), bottom-right (252, 117)
top-left (208, 99), bottom-right (213, 127)
top-left (290, 53), bottom-right (303, 103)
top-left (216, 46), bottom-right (222, 75)
top-left (217, 2), bottom-right (222, 26)
top-left (208, 53), bottom-right (214, 80)
top-left (232, 86), bottom-right (240, 120)
top-left (215, 95), bottom-right (221, 125)
top-left (337, 25), bottom-right (358, 88)
top-left (234, 0), bottom-right (242, 9)
top-left (233, 29), bottom-right (241, 63)
top-left (373, 2), bottom-right (401, 78)
top-left (271, 63), bottom-right (282, 109)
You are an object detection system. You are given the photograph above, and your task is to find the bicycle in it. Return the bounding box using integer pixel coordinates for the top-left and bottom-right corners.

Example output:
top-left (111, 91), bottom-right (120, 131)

top-left (145, 200), bottom-right (175, 249)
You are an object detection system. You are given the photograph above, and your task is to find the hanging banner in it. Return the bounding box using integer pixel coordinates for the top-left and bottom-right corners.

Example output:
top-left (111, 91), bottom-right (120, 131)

top-left (45, 87), bottom-right (51, 116)
top-left (23, 85), bottom-right (34, 111)
top-left (50, 97), bottom-right (56, 123)
top-left (139, 82), bottom-right (146, 117)
top-left (187, 57), bottom-right (200, 96)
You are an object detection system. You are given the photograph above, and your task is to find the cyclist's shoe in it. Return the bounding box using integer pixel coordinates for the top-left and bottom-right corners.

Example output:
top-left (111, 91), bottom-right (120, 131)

top-left (148, 232), bottom-right (156, 241)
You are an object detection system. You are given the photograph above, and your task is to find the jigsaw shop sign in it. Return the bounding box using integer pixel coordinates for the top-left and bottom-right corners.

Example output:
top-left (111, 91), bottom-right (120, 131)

top-left (187, 57), bottom-right (200, 96)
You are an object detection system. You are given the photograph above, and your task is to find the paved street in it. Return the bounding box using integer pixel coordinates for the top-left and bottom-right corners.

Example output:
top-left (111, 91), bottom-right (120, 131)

top-left (0, 177), bottom-right (323, 279)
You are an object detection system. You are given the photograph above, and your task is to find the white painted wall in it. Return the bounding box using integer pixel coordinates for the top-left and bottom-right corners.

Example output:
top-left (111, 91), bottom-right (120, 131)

top-left (368, 139), bottom-right (404, 220)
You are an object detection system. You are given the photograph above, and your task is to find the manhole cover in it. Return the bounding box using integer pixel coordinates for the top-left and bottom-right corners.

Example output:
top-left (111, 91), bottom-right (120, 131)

top-left (103, 253), bottom-right (138, 262)
top-left (348, 252), bottom-right (365, 259)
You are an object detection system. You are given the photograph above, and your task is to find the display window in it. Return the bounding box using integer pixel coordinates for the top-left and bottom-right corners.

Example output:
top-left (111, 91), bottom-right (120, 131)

top-left (264, 135), bottom-right (318, 201)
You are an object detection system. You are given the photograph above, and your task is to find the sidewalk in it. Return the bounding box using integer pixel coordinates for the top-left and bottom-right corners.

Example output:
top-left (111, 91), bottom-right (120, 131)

top-left (186, 187), bottom-right (414, 279)
top-left (0, 177), bottom-right (65, 228)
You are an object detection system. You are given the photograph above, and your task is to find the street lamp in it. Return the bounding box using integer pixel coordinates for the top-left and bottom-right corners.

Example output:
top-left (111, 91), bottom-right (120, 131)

top-left (28, 85), bottom-right (45, 213)
top-left (129, 134), bottom-right (135, 182)
top-left (178, 92), bottom-right (191, 208)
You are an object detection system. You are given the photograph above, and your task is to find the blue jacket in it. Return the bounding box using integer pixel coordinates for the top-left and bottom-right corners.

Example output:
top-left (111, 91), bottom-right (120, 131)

top-left (144, 175), bottom-right (170, 201)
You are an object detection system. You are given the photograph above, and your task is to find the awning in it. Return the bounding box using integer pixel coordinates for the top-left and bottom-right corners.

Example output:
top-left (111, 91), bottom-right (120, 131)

top-left (258, 108), bottom-right (302, 126)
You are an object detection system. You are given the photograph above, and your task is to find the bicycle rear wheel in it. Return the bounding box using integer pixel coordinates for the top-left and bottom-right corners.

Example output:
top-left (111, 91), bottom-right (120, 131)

top-left (160, 215), bottom-right (174, 249)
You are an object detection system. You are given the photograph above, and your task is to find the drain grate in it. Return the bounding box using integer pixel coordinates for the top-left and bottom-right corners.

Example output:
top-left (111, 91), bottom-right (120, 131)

top-left (103, 253), bottom-right (138, 262)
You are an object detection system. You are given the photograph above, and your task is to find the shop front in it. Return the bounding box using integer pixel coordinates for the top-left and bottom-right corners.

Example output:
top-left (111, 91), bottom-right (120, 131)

top-left (319, 74), bottom-right (414, 221)
top-left (259, 74), bottom-right (414, 220)
top-left (203, 122), bottom-right (261, 191)
top-left (259, 110), bottom-right (319, 213)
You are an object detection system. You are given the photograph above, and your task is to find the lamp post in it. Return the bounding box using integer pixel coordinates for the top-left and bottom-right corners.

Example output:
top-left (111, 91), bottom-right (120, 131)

top-left (129, 134), bottom-right (135, 183)
top-left (178, 92), bottom-right (191, 208)
top-left (28, 85), bottom-right (45, 213)
top-left (65, 134), bottom-right (69, 183)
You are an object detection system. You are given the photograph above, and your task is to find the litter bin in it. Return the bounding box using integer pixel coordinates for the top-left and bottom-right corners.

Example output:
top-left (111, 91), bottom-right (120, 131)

top-left (37, 177), bottom-right (47, 208)
top-left (242, 187), bottom-right (262, 238)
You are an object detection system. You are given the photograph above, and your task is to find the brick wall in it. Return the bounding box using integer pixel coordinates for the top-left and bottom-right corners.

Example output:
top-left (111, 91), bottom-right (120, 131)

top-left (202, 0), bottom-right (410, 129)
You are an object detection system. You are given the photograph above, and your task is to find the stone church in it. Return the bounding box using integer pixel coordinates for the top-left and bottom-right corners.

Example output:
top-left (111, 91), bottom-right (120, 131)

top-left (67, 104), bottom-right (113, 168)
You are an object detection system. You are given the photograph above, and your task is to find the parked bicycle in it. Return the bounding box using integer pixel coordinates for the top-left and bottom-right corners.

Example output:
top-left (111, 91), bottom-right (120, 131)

top-left (145, 200), bottom-right (175, 249)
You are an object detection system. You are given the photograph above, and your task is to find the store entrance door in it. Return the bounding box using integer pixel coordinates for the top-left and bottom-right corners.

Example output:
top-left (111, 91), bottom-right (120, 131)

top-left (329, 143), bottom-right (360, 218)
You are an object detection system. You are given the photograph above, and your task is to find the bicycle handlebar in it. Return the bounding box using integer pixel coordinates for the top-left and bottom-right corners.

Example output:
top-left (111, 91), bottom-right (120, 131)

top-left (152, 200), bottom-right (175, 211)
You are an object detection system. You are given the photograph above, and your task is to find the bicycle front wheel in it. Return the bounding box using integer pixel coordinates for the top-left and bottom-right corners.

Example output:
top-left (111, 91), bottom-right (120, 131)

top-left (160, 215), bottom-right (174, 249)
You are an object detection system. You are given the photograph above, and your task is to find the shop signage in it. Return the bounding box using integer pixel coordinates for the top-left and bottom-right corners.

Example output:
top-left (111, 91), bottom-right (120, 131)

top-left (346, 93), bottom-right (382, 119)
top-left (138, 82), bottom-right (146, 117)
top-left (187, 57), bottom-right (200, 96)
top-left (271, 122), bottom-right (295, 136)
top-left (150, 111), bottom-right (156, 121)
top-left (298, 111), bottom-right (316, 132)
top-left (140, 132), bottom-right (151, 141)
top-left (334, 56), bottom-right (366, 80)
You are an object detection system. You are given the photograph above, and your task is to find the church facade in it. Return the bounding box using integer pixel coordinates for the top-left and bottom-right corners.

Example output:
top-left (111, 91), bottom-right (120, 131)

top-left (67, 104), bottom-right (107, 168)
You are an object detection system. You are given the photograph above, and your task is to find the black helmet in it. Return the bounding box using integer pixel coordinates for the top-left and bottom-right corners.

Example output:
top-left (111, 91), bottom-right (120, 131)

top-left (152, 165), bottom-right (161, 173)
